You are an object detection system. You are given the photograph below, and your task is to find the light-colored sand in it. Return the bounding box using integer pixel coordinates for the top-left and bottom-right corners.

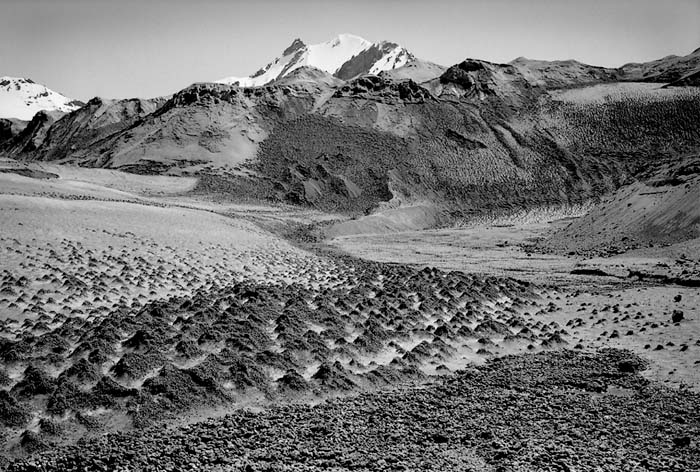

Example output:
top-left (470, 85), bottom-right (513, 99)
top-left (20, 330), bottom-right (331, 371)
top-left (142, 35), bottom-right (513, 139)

top-left (331, 223), bottom-right (580, 284)
top-left (0, 160), bottom-right (198, 205)
top-left (41, 165), bottom-right (198, 196)
top-left (326, 205), bottom-right (443, 238)
top-left (551, 286), bottom-right (700, 390)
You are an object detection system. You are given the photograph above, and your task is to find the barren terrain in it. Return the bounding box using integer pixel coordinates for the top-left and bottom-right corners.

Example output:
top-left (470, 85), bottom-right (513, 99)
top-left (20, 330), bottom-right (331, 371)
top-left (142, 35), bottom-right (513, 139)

top-left (0, 160), bottom-right (698, 470)
top-left (1, 51), bottom-right (700, 469)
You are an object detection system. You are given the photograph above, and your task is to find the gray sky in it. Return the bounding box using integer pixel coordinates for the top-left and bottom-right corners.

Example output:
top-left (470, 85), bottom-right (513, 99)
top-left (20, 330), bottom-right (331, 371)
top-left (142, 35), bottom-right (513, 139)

top-left (2, 0), bottom-right (698, 100)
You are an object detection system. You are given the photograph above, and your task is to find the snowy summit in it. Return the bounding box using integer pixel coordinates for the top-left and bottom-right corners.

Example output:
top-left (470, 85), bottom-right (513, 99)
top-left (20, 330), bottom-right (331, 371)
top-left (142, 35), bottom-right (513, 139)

top-left (0, 77), bottom-right (83, 121)
top-left (217, 33), bottom-right (415, 87)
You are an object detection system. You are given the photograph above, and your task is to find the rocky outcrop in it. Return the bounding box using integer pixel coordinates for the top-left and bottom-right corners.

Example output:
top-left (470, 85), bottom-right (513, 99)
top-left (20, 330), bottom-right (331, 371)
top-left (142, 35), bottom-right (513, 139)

top-left (333, 74), bottom-right (434, 103)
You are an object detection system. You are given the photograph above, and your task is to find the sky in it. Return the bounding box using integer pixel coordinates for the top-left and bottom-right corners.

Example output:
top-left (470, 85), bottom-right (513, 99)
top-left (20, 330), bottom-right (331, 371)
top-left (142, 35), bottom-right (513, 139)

top-left (1, 0), bottom-right (698, 100)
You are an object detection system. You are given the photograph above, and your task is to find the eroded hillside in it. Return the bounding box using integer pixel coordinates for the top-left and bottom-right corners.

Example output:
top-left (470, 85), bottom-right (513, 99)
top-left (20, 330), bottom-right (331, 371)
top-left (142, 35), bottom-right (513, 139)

top-left (3, 52), bottom-right (700, 223)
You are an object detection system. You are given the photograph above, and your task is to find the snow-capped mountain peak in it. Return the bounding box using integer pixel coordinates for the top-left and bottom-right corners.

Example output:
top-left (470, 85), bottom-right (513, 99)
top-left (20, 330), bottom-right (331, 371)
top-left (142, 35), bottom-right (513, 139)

top-left (217, 34), bottom-right (415, 87)
top-left (0, 76), bottom-right (83, 120)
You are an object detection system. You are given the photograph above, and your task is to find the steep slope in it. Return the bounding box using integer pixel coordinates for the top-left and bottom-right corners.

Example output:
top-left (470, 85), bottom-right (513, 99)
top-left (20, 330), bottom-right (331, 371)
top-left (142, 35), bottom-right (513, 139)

top-left (0, 118), bottom-right (28, 146)
top-left (246, 63), bottom-right (700, 216)
top-left (667, 69), bottom-right (700, 87)
top-left (540, 154), bottom-right (700, 256)
top-left (59, 83), bottom-right (324, 173)
top-left (217, 34), bottom-right (415, 87)
top-left (334, 39), bottom-right (414, 80)
top-left (270, 66), bottom-right (345, 88)
top-left (0, 110), bottom-right (64, 156)
top-left (2, 96), bottom-right (166, 161)
top-left (5, 49), bottom-right (700, 222)
top-left (0, 77), bottom-right (83, 120)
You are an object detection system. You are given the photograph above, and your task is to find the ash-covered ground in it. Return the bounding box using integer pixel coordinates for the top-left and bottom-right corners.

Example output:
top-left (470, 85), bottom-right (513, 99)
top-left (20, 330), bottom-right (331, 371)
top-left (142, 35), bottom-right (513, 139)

top-left (0, 164), bottom-right (698, 471)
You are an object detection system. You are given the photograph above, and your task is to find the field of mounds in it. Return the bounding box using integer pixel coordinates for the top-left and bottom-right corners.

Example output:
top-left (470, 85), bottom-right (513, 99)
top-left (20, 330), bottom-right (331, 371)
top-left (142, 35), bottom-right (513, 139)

top-left (330, 207), bottom-right (700, 392)
top-left (2, 161), bottom-right (700, 469)
top-left (0, 168), bottom-right (341, 456)
top-left (1, 165), bottom-right (580, 462)
top-left (553, 285), bottom-right (700, 390)
top-left (8, 349), bottom-right (699, 471)
top-left (0, 252), bottom-right (554, 448)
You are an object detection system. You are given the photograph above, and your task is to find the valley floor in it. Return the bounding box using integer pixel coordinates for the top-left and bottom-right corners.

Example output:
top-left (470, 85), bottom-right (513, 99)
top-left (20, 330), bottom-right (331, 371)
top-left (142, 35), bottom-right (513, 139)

top-left (0, 161), bottom-right (698, 470)
top-left (330, 222), bottom-right (700, 391)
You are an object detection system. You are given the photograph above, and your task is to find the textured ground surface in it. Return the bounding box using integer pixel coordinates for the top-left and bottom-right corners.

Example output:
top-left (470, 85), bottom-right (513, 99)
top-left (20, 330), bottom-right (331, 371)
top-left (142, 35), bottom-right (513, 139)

top-left (1, 166), bottom-right (699, 470)
top-left (7, 349), bottom-right (700, 471)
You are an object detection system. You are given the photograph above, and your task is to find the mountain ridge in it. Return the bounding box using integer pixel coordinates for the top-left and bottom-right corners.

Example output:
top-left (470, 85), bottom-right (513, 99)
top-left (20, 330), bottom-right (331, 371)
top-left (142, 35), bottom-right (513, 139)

top-left (2, 41), bottom-right (699, 226)
top-left (0, 77), bottom-right (83, 120)
top-left (217, 33), bottom-right (416, 87)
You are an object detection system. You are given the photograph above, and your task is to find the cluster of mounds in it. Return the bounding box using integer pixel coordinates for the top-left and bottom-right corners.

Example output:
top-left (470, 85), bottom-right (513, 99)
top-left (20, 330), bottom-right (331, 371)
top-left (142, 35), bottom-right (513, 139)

top-left (0, 235), bottom-right (238, 324)
top-left (542, 85), bottom-right (700, 171)
top-left (250, 114), bottom-right (405, 213)
top-left (0, 252), bottom-right (581, 457)
top-left (0, 228), bottom-right (340, 326)
top-left (7, 349), bottom-right (698, 471)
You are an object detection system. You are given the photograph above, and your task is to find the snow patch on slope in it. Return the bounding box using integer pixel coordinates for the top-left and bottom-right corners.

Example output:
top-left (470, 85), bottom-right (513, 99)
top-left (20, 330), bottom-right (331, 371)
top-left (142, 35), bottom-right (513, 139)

top-left (305, 34), bottom-right (373, 75)
top-left (0, 77), bottom-right (83, 120)
top-left (368, 45), bottom-right (412, 74)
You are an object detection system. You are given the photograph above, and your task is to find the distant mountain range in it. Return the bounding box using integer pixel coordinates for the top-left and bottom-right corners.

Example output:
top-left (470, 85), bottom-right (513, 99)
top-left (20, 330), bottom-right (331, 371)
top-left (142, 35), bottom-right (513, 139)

top-left (1, 35), bottom-right (699, 122)
top-left (1, 35), bottom-right (699, 226)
